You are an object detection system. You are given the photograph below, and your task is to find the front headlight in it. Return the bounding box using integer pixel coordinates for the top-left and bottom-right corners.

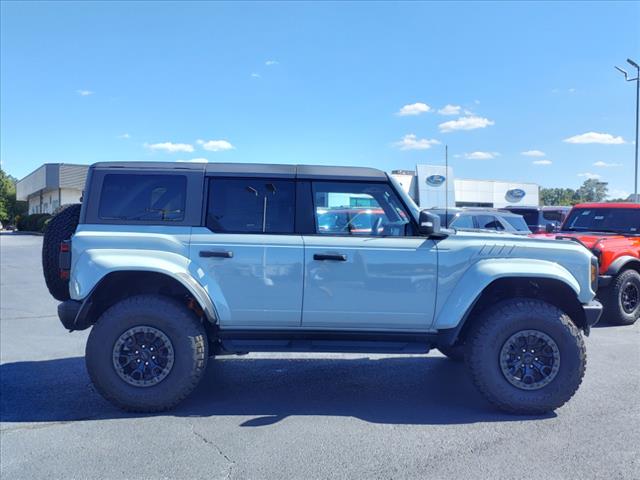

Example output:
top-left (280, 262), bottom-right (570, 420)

top-left (591, 256), bottom-right (599, 292)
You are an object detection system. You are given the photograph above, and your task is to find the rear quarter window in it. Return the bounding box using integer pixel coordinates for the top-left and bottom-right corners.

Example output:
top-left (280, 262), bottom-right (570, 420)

top-left (98, 174), bottom-right (187, 222)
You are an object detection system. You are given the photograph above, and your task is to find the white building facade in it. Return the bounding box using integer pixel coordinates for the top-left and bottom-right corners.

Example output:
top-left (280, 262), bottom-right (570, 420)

top-left (17, 164), bottom-right (89, 214)
top-left (392, 164), bottom-right (539, 209)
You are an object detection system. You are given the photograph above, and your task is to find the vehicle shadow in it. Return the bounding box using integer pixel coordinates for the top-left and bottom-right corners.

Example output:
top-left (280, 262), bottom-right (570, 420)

top-left (0, 355), bottom-right (554, 426)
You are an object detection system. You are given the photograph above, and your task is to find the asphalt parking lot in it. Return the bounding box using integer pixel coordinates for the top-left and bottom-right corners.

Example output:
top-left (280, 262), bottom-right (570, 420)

top-left (1, 233), bottom-right (639, 480)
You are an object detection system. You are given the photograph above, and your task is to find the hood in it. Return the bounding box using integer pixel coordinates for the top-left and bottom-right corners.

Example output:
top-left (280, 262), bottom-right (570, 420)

top-left (533, 232), bottom-right (626, 249)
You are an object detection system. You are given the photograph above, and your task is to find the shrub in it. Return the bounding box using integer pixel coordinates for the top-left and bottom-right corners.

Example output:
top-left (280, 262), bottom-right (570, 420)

top-left (17, 213), bottom-right (52, 232)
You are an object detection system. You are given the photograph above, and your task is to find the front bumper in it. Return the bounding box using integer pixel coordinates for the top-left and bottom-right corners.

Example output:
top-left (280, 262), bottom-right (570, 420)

top-left (598, 275), bottom-right (612, 289)
top-left (58, 299), bottom-right (94, 331)
top-left (582, 300), bottom-right (603, 332)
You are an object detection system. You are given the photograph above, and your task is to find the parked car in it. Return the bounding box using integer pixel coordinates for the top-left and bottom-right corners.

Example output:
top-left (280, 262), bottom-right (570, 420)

top-left (503, 206), bottom-right (570, 233)
top-left (432, 208), bottom-right (531, 235)
top-left (42, 162), bottom-right (601, 414)
top-left (532, 202), bottom-right (639, 325)
top-left (317, 207), bottom-right (386, 235)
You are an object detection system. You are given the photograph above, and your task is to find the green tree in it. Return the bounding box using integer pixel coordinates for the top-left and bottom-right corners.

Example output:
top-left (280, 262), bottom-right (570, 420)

top-left (575, 178), bottom-right (608, 203)
top-left (0, 168), bottom-right (27, 223)
top-left (540, 179), bottom-right (609, 206)
top-left (539, 187), bottom-right (578, 206)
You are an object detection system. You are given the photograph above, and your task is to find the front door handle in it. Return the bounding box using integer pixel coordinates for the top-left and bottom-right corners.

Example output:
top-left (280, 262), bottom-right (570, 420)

top-left (200, 250), bottom-right (233, 258)
top-left (313, 253), bottom-right (347, 261)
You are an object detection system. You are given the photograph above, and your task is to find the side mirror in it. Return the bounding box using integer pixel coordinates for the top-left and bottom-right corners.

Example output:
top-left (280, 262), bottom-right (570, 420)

top-left (545, 223), bottom-right (557, 233)
top-left (418, 210), bottom-right (441, 236)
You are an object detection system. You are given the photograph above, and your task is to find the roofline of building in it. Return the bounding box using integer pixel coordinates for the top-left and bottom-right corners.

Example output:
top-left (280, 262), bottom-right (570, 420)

top-left (17, 163), bottom-right (90, 182)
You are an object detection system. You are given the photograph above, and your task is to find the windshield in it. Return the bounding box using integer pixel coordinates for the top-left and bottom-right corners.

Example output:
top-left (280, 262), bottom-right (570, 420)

top-left (503, 215), bottom-right (531, 232)
top-left (435, 212), bottom-right (456, 228)
top-left (563, 208), bottom-right (639, 235)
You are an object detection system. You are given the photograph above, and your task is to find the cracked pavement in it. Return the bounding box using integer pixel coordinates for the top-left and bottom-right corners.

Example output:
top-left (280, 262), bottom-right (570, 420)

top-left (1, 234), bottom-right (639, 479)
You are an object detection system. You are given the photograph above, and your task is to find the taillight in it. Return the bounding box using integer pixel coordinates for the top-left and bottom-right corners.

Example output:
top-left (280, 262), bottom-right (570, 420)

top-left (59, 240), bottom-right (71, 280)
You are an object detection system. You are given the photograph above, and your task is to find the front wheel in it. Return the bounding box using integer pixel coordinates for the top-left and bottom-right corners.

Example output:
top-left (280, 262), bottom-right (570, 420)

top-left (604, 269), bottom-right (640, 326)
top-left (86, 294), bottom-right (208, 412)
top-left (467, 298), bottom-right (586, 414)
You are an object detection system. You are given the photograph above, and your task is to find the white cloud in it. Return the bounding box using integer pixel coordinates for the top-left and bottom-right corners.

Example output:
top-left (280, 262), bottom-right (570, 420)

top-left (251, 73), bottom-right (261, 78)
top-left (437, 104), bottom-right (461, 116)
top-left (394, 134), bottom-right (440, 151)
top-left (532, 160), bottom-right (553, 165)
top-left (178, 158), bottom-right (209, 163)
top-left (197, 139), bottom-right (235, 152)
top-left (593, 161), bottom-right (623, 167)
top-left (118, 133), bottom-right (131, 139)
top-left (145, 142), bottom-right (194, 153)
top-left (563, 132), bottom-right (626, 144)
top-left (77, 90), bottom-right (94, 96)
top-left (577, 172), bottom-right (602, 180)
top-left (438, 116), bottom-right (494, 133)
top-left (521, 150), bottom-right (545, 157)
top-left (608, 188), bottom-right (629, 199)
top-left (463, 151), bottom-right (499, 160)
top-left (265, 60), bottom-right (279, 66)
top-left (397, 102), bottom-right (431, 116)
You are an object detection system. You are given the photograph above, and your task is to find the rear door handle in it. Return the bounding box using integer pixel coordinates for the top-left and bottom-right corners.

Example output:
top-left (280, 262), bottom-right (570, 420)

top-left (200, 250), bottom-right (233, 258)
top-left (313, 253), bottom-right (347, 261)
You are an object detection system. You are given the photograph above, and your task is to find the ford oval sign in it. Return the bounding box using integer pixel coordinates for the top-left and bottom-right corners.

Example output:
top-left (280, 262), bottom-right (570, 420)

top-left (505, 188), bottom-right (526, 203)
top-left (426, 174), bottom-right (446, 187)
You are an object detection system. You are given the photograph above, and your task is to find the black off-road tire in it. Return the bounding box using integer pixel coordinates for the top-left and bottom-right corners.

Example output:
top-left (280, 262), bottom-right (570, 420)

top-left (466, 298), bottom-right (586, 415)
top-left (42, 203), bottom-right (81, 301)
top-left (86, 294), bottom-right (208, 412)
top-left (437, 344), bottom-right (465, 362)
top-left (604, 269), bottom-right (640, 326)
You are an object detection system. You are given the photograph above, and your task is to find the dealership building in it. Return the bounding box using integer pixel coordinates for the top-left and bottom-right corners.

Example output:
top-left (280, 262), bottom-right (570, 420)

top-left (17, 163), bottom-right (89, 214)
top-left (391, 164), bottom-right (539, 209)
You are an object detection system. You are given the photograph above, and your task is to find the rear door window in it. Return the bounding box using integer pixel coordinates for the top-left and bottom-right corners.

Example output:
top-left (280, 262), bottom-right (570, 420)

top-left (99, 174), bottom-right (187, 221)
top-left (206, 178), bottom-right (295, 234)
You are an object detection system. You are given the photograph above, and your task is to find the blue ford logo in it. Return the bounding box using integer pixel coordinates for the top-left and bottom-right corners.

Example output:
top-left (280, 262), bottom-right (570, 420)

top-left (426, 174), bottom-right (446, 187)
top-left (505, 188), bottom-right (526, 202)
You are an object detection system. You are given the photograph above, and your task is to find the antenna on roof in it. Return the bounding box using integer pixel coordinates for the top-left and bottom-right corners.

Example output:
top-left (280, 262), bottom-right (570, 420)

top-left (445, 145), bottom-right (449, 228)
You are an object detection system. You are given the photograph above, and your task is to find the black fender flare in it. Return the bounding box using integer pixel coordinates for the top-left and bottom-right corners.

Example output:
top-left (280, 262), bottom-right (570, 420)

top-left (606, 256), bottom-right (640, 276)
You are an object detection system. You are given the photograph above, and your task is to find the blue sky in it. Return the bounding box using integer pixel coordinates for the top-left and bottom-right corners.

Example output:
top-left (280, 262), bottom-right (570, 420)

top-left (1, 1), bottom-right (639, 198)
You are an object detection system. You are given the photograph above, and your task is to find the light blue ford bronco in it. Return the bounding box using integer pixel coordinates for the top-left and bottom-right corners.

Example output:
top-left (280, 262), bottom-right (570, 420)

top-left (42, 162), bottom-right (602, 414)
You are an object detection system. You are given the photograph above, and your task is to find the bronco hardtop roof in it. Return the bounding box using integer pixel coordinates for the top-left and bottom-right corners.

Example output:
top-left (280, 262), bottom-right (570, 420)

top-left (91, 162), bottom-right (387, 181)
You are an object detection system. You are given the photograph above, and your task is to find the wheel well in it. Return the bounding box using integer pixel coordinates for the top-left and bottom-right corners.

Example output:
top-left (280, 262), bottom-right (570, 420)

top-left (82, 271), bottom-right (208, 326)
top-left (454, 277), bottom-right (586, 345)
top-left (618, 261), bottom-right (640, 275)
top-left (607, 256), bottom-right (640, 276)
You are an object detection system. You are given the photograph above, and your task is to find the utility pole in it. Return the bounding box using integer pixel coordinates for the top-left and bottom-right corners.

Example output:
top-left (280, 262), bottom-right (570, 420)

top-left (615, 58), bottom-right (639, 202)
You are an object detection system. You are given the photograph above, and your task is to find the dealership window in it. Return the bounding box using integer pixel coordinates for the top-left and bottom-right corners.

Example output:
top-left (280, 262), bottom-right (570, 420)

top-left (98, 174), bottom-right (186, 221)
top-left (206, 178), bottom-right (295, 234)
top-left (312, 182), bottom-right (410, 236)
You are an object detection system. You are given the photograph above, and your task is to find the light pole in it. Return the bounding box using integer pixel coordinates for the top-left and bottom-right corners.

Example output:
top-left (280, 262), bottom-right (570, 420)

top-left (615, 58), bottom-right (639, 202)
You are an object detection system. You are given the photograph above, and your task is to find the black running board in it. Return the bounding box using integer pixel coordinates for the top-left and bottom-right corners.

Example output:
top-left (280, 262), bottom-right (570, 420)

top-left (215, 330), bottom-right (436, 354)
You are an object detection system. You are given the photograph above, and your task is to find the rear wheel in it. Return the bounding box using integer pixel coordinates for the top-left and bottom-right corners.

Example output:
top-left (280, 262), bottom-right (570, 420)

top-left (604, 269), bottom-right (640, 326)
top-left (86, 294), bottom-right (208, 412)
top-left (467, 298), bottom-right (586, 414)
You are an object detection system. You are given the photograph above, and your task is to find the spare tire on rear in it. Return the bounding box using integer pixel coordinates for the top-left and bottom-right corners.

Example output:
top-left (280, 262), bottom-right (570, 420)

top-left (42, 204), bottom-right (81, 301)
